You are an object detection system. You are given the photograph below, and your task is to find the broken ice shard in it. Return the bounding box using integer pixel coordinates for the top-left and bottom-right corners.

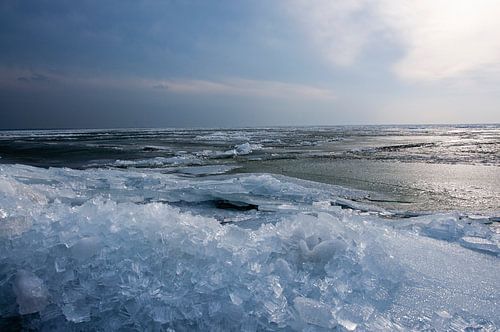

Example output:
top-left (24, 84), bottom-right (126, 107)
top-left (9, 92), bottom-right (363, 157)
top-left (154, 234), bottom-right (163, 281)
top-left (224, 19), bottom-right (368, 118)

top-left (13, 270), bottom-right (48, 315)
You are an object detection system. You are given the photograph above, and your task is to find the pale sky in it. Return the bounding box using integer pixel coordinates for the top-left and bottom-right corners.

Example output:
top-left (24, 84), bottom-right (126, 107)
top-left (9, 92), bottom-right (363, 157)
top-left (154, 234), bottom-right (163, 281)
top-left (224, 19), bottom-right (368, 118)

top-left (1, 0), bottom-right (499, 129)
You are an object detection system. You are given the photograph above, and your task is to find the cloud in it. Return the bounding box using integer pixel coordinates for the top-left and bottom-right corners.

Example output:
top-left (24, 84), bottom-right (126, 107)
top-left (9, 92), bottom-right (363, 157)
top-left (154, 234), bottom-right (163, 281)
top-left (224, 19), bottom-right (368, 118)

top-left (380, 0), bottom-right (500, 81)
top-left (0, 68), bottom-right (57, 90)
top-left (290, 0), bottom-right (500, 82)
top-left (290, 0), bottom-right (377, 67)
top-left (17, 73), bottom-right (51, 83)
top-left (152, 83), bottom-right (169, 90)
top-left (0, 67), bottom-right (335, 100)
top-left (155, 79), bottom-right (336, 99)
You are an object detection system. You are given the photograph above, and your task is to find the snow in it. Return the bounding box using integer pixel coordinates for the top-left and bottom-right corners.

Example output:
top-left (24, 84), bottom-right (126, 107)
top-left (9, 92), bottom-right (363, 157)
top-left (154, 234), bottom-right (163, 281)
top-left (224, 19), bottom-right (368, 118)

top-left (0, 164), bottom-right (498, 330)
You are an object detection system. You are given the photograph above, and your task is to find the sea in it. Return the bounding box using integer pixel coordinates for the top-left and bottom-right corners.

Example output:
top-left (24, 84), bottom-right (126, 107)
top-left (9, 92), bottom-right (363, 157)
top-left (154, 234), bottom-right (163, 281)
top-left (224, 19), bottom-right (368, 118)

top-left (0, 124), bottom-right (499, 330)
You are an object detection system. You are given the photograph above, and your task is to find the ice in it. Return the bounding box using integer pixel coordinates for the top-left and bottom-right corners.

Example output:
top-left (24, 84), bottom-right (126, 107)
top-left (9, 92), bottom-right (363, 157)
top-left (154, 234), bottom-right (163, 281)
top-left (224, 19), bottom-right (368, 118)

top-left (230, 142), bottom-right (262, 156)
top-left (13, 270), bottom-right (48, 315)
top-left (114, 155), bottom-right (202, 167)
top-left (112, 143), bottom-right (261, 169)
top-left (421, 216), bottom-right (462, 240)
top-left (175, 165), bottom-right (240, 176)
top-left (62, 302), bottom-right (90, 323)
top-left (293, 297), bottom-right (335, 328)
top-left (0, 164), bottom-right (498, 330)
top-left (299, 238), bottom-right (348, 263)
top-left (459, 236), bottom-right (498, 255)
top-left (70, 237), bottom-right (102, 261)
top-left (194, 131), bottom-right (249, 143)
top-left (393, 213), bottom-right (500, 256)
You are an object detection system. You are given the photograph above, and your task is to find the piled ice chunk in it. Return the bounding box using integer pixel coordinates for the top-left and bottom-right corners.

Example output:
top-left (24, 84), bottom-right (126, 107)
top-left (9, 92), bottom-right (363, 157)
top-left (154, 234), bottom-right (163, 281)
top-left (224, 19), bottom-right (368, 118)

top-left (0, 164), bottom-right (498, 330)
top-left (111, 141), bottom-right (262, 170)
top-left (13, 270), bottom-right (48, 315)
top-left (392, 213), bottom-right (499, 256)
top-left (229, 142), bottom-right (262, 156)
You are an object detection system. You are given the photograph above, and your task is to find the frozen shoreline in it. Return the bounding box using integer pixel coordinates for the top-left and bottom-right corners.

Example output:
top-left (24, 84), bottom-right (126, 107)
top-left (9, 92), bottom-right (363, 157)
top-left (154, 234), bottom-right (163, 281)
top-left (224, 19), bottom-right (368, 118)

top-left (0, 164), bottom-right (498, 330)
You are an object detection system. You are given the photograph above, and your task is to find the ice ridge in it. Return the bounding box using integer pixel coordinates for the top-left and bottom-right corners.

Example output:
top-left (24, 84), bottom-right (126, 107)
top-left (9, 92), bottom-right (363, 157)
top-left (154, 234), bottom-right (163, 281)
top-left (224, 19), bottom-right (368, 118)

top-left (0, 164), bottom-right (498, 331)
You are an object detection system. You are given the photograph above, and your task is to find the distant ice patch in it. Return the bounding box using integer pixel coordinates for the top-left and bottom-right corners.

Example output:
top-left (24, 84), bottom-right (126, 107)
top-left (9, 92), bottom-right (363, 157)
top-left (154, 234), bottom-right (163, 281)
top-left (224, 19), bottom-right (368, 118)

top-left (222, 142), bottom-right (262, 156)
top-left (194, 131), bottom-right (249, 143)
top-left (114, 155), bottom-right (202, 167)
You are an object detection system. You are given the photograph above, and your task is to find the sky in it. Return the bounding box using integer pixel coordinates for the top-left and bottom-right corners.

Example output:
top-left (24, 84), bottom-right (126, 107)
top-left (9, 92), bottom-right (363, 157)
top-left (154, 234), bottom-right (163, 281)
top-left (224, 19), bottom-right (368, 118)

top-left (0, 0), bottom-right (499, 129)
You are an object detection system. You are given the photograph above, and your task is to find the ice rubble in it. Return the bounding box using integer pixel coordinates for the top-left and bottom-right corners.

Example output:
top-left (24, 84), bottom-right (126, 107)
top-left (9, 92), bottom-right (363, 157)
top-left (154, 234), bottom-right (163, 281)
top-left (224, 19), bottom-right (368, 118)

top-left (229, 142), bottom-right (262, 156)
top-left (112, 142), bottom-right (261, 169)
top-left (114, 155), bottom-right (203, 168)
top-left (194, 131), bottom-right (250, 143)
top-left (0, 164), bottom-right (498, 331)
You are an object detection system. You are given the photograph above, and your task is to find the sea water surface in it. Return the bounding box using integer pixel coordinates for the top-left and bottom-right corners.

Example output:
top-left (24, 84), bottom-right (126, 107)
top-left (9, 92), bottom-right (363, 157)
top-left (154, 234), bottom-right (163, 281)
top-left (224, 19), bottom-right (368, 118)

top-left (0, 125), bottom-right (499, 330)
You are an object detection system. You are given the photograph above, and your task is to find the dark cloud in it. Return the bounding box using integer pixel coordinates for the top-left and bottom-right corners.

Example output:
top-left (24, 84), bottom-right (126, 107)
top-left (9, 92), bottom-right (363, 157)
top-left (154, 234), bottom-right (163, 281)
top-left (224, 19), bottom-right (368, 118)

top-left (152, 83), bottom-right (168, 90)
top-left (17, 73), bottom-right (51, 83)
top-left (0, 1), bottom-right (497, 129)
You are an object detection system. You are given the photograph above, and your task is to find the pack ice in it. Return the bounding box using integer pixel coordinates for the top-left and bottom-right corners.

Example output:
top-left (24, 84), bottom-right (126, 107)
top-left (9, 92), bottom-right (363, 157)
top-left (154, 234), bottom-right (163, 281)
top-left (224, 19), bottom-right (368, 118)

top-left (0, 164), bottom-right (498, 331)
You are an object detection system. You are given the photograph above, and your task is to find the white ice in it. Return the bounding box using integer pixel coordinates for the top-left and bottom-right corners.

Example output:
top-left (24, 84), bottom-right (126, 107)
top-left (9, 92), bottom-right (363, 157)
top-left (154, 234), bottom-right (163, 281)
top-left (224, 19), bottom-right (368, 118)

top-left (0, 164), bottom-right (498, 330)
